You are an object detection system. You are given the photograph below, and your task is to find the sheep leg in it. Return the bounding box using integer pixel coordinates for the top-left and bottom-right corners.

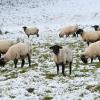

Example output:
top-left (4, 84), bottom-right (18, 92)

top-left (91, 58), bottom-right (93, 63)
top-left (21, 59), bottom-right (25, 68)
top-left (0, 53), bottom-right (1, 58)
top-left (77, 33), bottom-right (78, 37)
top-left (61, 63), bottom-right (66, 76)
top-left (69, 62), bottom-right (72, 75)
top-left (56, 63), bottom-right (59, 74)
top-left (87, 42), bottom-right (89, 45)
top-left (27, 54), bottom-right (31, 67)
top-left (98, 56), bottom-right (100, 62)
top-left (66, 34), bottom-right (68, 38)
top-left (14, 59), bottom-right (18, 68)
top-left (27, 35), bottom-right (29, 38)
top-left (73, 33), bottom-right (76, 37)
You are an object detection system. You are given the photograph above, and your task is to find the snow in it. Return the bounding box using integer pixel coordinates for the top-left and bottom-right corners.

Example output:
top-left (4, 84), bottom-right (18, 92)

top-left (0, 0), bottom-right (100, 100)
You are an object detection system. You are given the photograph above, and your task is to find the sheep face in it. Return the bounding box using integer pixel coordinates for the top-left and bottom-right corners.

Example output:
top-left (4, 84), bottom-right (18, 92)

top-left (76, 29), bottom-right (83, 36)
top-left (81, 55), bottom-right (88, 63)
top-left (22, 26), bottom-right (27, 31)
top-left (50, 45), bottom-right (62, 55)
top-left (0, 58), bottom-right (6, 66)
top-left (92, 25), bottom-right (99, 31)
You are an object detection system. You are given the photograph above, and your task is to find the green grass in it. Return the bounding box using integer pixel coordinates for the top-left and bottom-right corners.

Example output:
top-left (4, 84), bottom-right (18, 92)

top-left (5, 72), bottom-right (18, 79)
top-left (86, 85), bottom-right (100, 92)
top-left (44, 73), bottom-right (57, 79)
top-left (95, 62), bottom-right (100, 68)
top-left (42, 96), bottom-right (53, 100)
top-left (19, 68), bottom-right (28, 73)
top-left (9, 95), bottom-right (16, 98)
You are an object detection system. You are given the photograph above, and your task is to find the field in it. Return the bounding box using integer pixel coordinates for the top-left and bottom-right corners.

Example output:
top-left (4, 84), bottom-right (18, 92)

top-left (0, 0), bottom-right (100, 100)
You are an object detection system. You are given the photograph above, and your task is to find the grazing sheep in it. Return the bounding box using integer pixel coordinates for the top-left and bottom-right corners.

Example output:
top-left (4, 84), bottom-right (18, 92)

top-left (0, 43), bottom-right (32, 68)
top-left (59, 25), bottom-right (78, 38)
top-left (76, 29), bottom-right (100, 45)
top-left (0, 40), bottom-right (15, 57)
top-left (50, 45), bottom-right (73, 76)
top-left (81, 41), bottom-right (100, 63)
top-left (92, 25), bottom-right (100, 31)
top-left (22, 26), bottom-right (39, 38)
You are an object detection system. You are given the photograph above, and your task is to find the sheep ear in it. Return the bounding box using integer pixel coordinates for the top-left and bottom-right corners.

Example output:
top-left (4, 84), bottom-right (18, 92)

top-left (49, 46), bottom-right (53, 49)
top-left (59, 46), bottom-right (62, 49)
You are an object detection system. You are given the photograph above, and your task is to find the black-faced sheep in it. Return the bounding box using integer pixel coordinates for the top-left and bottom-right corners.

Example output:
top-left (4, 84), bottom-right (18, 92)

top-left (92, 25), bottom-right (100, 31)
top-left (0, 40), bottom-right (15, 57)
top-left (59, 25), bottom-right (78, 38)
top-left (76, 29), bottom-right (100, 45)
top-left (22, 26), bottom-right (39, 38)
top-left (0, 43), bottom-right (32, 68)
top-left (81, 41), bottom-right (100, 63)
top-left (50, 45), bottom-right (73, 76)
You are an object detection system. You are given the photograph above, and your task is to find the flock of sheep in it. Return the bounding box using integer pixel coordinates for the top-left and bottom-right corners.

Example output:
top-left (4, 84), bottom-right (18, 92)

top-left (0, 24), bottom-right (100, 76)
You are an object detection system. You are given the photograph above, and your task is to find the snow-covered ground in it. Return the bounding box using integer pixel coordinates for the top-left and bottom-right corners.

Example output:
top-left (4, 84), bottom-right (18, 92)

top-left (0, 0), bottom-right (100, 100)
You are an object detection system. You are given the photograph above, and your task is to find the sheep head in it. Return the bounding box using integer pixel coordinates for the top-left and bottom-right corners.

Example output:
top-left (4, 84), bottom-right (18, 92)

top-left (22, 26), bottom-right (27, 31)
top-left (81, 55), bottom-right (88, 63)
top-left (50, 45), bottom-right (62, 55)
top-left (76, 29), bottom-right (84, 36)
top-left (91, 25), bottom-right (99, 31)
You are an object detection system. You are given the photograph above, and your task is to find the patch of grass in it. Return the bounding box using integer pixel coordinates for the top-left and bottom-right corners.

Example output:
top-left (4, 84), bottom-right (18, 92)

top-left (9, 95), bottom-right (16, 98)
top-left (95, 62), bottom-right (100, 68)
top-left (31, 63), bottom-right (38, 68)
top-left (86, 85), bottom-right (100, 92)
top-left (80, 68), bottom-right (89, 72)
top-left (5, 72), bottom-right (18, 79)
top-left (94, 96), bottom-right (100, 100)
top-left (44, 73), bottom-right (57, 79)
top-left (19, 68), bottom-right (28, 73)
top-left (42, 54), bottom-right (49, 59)
top-left (42, 96), bottom-right (53, 100)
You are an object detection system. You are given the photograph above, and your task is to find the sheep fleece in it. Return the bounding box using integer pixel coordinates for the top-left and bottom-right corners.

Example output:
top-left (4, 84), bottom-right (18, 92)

top-left (25, 27), bottom-right (38, 35)
top-left (81, 31), bottom-right (100, 41)
top-left (84, 41), bottom-right (100, 58)
top-left (53, 46), bottom-right (73, 64)
top-left (3, 43), bottom-right (32, 61)
top-left (59, 26), bottom-right (78, 36)
top-left (0, 40), bottom-right (14, 53)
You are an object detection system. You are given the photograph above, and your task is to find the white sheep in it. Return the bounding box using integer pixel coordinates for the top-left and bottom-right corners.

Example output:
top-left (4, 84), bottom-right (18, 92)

top-left (0, 42), bottom-right (32, 68)
top-left (0, 40), bottom-right (15, 57)
top-left (81, 41), bottom-right (100, 63)
top-left (59, 25), bottom-right (78, 38)
top-left (76, 29), bottom-right (100, 45)
top-left (91, 25), bottom-right (100, 31)
top-left (50, 45), bottom-right (73, 76)
top-left (22, 26), bottom-right (39, 38)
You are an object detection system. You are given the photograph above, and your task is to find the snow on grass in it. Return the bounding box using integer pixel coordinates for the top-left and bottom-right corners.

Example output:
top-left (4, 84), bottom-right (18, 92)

top-left (0, 0), bottom-right (100, 100)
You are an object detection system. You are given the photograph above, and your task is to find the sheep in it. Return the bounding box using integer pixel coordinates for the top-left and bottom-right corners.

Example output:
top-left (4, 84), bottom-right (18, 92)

top-left (22, 26), bottom-right (39, 38)
top-left (50, 45), bottom-right (73, 76)
top-left (59, 25), bottom-right (78, 38)
top-left (81, 41), bottom-right (100, 63)
top-left (76, 29), bottom-right (100, 45)
top-left (0, 40), bottom-right (15, 57)
top-left (0, 42), bottom-right (32, 68)
top-left (91, 25), bottom-right (100, 31)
